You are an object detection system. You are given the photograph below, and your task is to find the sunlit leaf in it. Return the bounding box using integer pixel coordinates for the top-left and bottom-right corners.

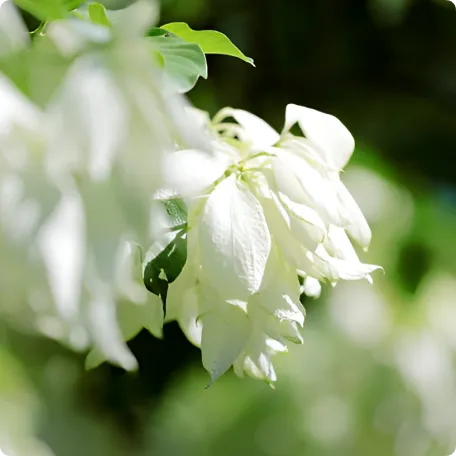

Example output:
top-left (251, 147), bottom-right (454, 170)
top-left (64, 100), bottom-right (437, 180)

top-left (160, 22), bottom-right (255, 66)
top-left (148, 30), bottom-right (207, 93)
top-left (14, 0), bottom-right (67, 20)
top-left (88, 2), bottom-right (111, 27)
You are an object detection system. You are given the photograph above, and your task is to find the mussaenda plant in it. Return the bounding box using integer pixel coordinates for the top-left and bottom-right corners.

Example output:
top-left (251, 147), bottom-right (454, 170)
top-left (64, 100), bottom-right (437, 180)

top-left (0, 0), bottom-right (381, 388)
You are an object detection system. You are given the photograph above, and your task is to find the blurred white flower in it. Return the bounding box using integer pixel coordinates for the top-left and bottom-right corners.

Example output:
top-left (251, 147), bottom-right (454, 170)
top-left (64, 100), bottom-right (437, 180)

top-left (165, 103), bottom-right (380, 382)
top-left (0, 2), bottom-right (207, 369)
top-left (0, 0), bottom-right (29, 56)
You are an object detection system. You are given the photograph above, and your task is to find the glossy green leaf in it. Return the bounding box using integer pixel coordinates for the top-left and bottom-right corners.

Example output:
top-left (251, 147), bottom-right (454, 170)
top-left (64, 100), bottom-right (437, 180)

top-left (88, 3), bottom-right (111, 27)
top-left (148, 32), bottom-right (207, 93)
top-left (142, 228), bottom-right (188, 319)
top-left (143, 199), bottom-right (188, 310)
top-left (160, 22), bottom-right (255, 66)
top-left (143, 230), bottom-right (187, 289)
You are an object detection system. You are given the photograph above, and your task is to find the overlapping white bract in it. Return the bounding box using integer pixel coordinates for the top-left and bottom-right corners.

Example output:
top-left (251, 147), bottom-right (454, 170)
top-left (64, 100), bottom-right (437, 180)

top-left (165, 104), bottom-right (381, 383)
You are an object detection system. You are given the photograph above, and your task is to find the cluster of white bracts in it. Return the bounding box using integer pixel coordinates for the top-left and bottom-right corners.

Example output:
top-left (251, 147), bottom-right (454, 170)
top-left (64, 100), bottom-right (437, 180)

top-left (164, 105), bottom-right (381, 382)
top-left (0, 1), bottom-right (379, 384)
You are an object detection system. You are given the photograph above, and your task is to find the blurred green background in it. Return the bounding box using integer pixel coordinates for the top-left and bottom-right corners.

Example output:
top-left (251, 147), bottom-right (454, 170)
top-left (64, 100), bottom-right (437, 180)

top-left (3, 0), bottom-right (456, 455)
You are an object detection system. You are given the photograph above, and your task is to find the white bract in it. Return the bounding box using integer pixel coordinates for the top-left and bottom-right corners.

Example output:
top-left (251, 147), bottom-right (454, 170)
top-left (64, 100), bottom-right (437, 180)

top-left (165, 104), bottom-right (381, 383)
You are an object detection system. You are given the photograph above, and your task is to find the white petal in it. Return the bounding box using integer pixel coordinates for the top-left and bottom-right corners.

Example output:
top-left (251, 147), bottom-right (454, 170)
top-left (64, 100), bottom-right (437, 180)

top-left (295, 248), bottom-right (326, 281)
top-left (177, 286), bottom-right (202, 347)
top-left (234, 336), bottom-right (279, 383)
top-left (165, 261), bottom-right (197, 321)
top-left (163, 148), bottom-right (230, 197)
top-left (250, 245), bottom-right (305, 326)
top-left (0, 1), bottom-right (29, 57)
top-left (201, 304), bottom-right (250, 382)
top-left (301, 276), bottom-right (322, 298)
top-left (186, 106), bottom-right (212, 130)
top-left (259, 194), bottom-right (324, 278)
top-left (84, 66), bottom-right (127, 181)
top-left (116, 241), bottom-right (149, 303)
top-left (217, 108), bottom-right (280, 150)
top-left (142, 293), bottom-right (165, 339)
top-left (314, 245), bottom-right (382, 282)
top-left (50, 58), bottom-right (127, 182)
top-left (284, 104), bottom-right (355, 170)
top-left (113, 241), bottom-right (165, 339)
top-left (270, 151), bottom-right (310, 204)
top-left (258, 192), bottom-right (308, 269)
top-left (168, 271), bottom-right (203, 347)
top-left (336, 180), bottom-right (372, 248)
top-left (115, 292), bottom-right (164, 343)
top-left (325, 225), bottom-right (359, 262)
top-left (199, 175), bottom-right (271, 301)
top-left (37, 192), bottom-right (85, 320)
top-left (278, 320), bottom-right (304, 344)
top-left (279, 137), bottom-right (335, 171)
top-left (273, 151), bottom-right (342, 225)
top-left (88, 290), bottom-right (138, 371)
top-left (278, 191), bottom-right (326, 249)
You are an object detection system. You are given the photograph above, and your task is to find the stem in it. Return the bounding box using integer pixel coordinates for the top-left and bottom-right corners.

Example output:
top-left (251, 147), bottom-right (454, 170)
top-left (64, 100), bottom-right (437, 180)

top-left (30, 21), bottom-right (48, 39)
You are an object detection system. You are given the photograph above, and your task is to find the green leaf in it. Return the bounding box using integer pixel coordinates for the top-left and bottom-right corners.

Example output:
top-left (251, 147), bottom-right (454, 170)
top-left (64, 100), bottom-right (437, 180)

top-left (143, 228), bottom-right (188, 317)
top-left (88, 3), bottom-right (111, 27)
top-left (148, 26), bottom-right (168, 37)
top-left (143, 229), bottom-right (187, 290)
top-left (64, 0), bottom-right (85, 10)
top-left (160, 22), bottom-right (255, 66)
top-left (14, 0), bottom-right (67, 20)
top-left (148, 31), bottom-right (207, 94)
top-left (143, 199), bottom-right (188, 313)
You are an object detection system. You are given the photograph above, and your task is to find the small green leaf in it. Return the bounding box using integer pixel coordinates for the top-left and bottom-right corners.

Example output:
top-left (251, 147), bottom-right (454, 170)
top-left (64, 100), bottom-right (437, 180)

top-left (64, 0), bottom-right (85, 10)
top-left (14, 0), bottom-right (67, 20)
top-left (88, 3), bottom-right (111, 27)
top-left (148, 32), bottom-right (207, 93)
top-left (143, 230), bottom-right (187, 289)
top-left (143, 199), bottom-right (188, 314)
top-left (143, 229), bottom-right (187, 312)
top-left (160, 22), bottom-right (255, 66)
top-left (148, 26), bottom-right (168, 37)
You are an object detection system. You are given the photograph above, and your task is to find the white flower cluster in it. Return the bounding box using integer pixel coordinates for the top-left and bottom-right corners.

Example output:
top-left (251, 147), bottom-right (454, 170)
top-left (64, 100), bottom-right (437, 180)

top-left (0, 1), bottom-right (380, 384)
top-left (163, 105), bottom-right (381, 383)
top-left (0, 1), bottom-right (204, 369)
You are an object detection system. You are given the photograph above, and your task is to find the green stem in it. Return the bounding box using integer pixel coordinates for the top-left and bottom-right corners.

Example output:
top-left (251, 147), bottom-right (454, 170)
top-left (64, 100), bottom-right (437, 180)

top-left (30, 21), bottom-right (48, 38)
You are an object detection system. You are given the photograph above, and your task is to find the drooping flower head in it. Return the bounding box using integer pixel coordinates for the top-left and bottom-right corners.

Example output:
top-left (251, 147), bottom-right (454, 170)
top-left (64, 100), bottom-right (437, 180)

top-left (164, 104), bottom-right (381, 383)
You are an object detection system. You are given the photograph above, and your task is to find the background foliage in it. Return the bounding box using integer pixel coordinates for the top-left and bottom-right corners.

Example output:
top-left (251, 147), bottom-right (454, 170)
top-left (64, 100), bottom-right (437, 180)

top-left (3, 0), bottom-right (456, 455)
